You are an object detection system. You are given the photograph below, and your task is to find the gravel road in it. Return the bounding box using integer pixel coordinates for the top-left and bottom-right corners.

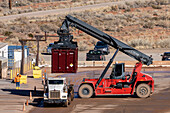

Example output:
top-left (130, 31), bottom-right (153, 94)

top-left (0, 0), bottom-right (152, 21)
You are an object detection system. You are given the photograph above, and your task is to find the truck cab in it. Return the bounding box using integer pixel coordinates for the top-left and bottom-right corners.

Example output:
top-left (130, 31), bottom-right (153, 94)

top-left (43, 77), bottom-right (74, 107)
top-left (94, 41), bottom-right (110, 55)
top-left (47, 43), bottom-right (54, 54)
top-left (86, 50), bottom-right (106, 61)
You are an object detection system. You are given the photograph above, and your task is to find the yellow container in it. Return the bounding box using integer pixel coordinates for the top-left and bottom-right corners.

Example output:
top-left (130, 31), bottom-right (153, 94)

top-left (34, 66), bottom-right (40, 70)
top-left (33, 69), bottom-right (42, 78)
top-left (20, 75), bottom-right (27, 84)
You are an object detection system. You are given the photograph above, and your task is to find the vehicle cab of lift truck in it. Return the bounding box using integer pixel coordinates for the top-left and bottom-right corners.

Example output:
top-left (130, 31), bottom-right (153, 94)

top-left (109, 63), bottom-right (136, 89)
top-left (110, 62), bottom-right (154, 98)
top-left (78, 62), bottom-right (154, 98)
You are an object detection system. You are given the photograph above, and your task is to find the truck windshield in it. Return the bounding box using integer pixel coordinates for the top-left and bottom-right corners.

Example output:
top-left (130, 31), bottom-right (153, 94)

top-left (49, 44), bottom-right (53, 47)
top-left (96, 41), bottom-right (107, 46)
top-left (89, 50), bottom-right (102, 55)
top-left (49, 80), bottom-right (63, 84)
top-left (164, 53), bottom-right (170, 56)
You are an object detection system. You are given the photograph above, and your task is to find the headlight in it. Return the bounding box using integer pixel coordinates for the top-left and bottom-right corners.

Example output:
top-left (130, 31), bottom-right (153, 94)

top-left (44, 93), bottom-right (48, 98)
top-left (62, 96), bottom-right (66, 98)
top-left (63, 86), bottom-right (67, 93)
top-left (103, 48), bottom-right (107, 51)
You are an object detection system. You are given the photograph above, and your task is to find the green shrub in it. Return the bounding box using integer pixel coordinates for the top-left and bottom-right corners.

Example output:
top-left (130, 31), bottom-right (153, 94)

top-left (151, 5), bottom-right (162, 9)
top-left (127, 38), bottom-right (152, 48)
top-left (4, 31), bottom-right (12, 36)
top-left (158, 38), bottom-right (170, 48)
top-left (78, 41), bottom-right (87, 51)
top-left (143, 21), bottom-right (155, 29)
top-left (28, 33), bottom-right (33, 37)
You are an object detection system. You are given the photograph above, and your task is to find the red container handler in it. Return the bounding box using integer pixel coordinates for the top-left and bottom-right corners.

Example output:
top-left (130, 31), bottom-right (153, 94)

top-left (52, 48), bottom-right (78, 73)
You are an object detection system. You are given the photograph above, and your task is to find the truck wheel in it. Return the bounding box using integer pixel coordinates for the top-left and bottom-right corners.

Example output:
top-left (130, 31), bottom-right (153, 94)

top-left (136, 83), bottom-right (151, 98)
top-left (71, 90), bottom-right (74, 101)
top-left (68, 94), bottom-right (71, 105)
top-left (63, 100), bottom-right (68, 107)
top-left (43, 103), bottom-right (48, 107)
top-left (78, 84), bottom-right (93, 98)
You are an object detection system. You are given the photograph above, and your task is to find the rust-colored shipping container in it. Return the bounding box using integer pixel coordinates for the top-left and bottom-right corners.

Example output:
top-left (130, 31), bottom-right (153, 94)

top-left (52, 48), bottom-right (78, 73)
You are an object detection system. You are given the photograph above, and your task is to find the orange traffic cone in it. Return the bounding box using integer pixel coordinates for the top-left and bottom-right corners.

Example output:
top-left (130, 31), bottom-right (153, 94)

top-left (26, 99), bottom-right (29, 106)
top-left (23, 102), bottom-right (25, 111)
top-left (29, 91), bottom-right (32, 100)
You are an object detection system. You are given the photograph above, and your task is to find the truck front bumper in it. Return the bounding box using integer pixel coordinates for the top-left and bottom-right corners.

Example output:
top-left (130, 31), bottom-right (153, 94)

top-left (44, 99), bottom-right (67, 104)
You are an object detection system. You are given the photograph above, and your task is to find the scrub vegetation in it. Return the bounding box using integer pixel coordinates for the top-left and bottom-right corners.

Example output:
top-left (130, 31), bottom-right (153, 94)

top-left (0, 0), bottom-right (122, 16)
top-left (0, 0), bottom-right (169, 52)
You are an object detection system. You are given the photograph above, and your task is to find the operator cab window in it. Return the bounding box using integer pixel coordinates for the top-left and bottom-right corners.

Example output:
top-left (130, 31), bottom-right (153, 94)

top-left (49, 80), bottom-right (63, 84)
top-left (110, 63), bottom-right (125, 79)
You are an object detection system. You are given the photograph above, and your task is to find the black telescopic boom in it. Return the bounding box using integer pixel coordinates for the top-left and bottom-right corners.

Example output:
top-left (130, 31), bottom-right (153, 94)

top-left (59, 15), bottom-right (153, 66)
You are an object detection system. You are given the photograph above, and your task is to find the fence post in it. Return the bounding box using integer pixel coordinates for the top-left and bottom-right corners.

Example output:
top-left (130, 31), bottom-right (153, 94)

top-left (17, 68), bottom-right (18, 74)
top-left (12, 69), bottom-right (14, 78)
top-left (10, 70), bottom-right (13, 79)
top-left (13, 69), bottom-right (15, 78)
top-left (27, 62), bottom-right (28, 71)
top-left (25, 63), bottom-right (27, 73)
top-left (28, 62), bottom-right (29, 71)
top-left (30, 61), bottom-right (31, 70)
top-left (15, 69), bottom-right (16, 77)
top-left (29, 61), bottom-right (31, 70)
top-left (25, 63), bottom-right (26, 73)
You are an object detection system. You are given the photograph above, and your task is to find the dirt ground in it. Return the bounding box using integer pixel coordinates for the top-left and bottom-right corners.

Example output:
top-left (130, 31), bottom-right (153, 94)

top-left (28, 67), bottom-right (170, 113)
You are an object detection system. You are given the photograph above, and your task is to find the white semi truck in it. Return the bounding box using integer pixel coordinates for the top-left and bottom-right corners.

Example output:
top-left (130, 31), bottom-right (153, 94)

top-left (43, 77), bottom-right (74, 107)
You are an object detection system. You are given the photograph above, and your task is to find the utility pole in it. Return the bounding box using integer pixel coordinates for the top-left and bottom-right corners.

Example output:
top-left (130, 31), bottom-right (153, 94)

top-left (35, 36), bottom-right (41, 66)
top-left (19, 32), bottom-right (59, 74)
top-left (9, 0), bottom-right (12, 9)
top-left (19, 32), bottom-right (48, 74)
top-left (19, 40), bottom-right (26, 75)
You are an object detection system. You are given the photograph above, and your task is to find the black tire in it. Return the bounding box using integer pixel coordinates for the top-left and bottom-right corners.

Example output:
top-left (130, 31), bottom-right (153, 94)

top-left (136, 83), bottom-right (151, 98)
top-left (68, 94), bottom-right (71, 105)
top-left (71, 89), bottom-right (74, 101)
top-left (43, 103), bottom-right (48, 107)
top-left (78, 84), bottom-right (93, 98)
top-left (63, 100), bottom-right (68, 107)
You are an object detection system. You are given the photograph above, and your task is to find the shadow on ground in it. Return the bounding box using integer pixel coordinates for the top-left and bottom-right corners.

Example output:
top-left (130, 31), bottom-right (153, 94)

top-left (1, 89), bottom-right (43, 97)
